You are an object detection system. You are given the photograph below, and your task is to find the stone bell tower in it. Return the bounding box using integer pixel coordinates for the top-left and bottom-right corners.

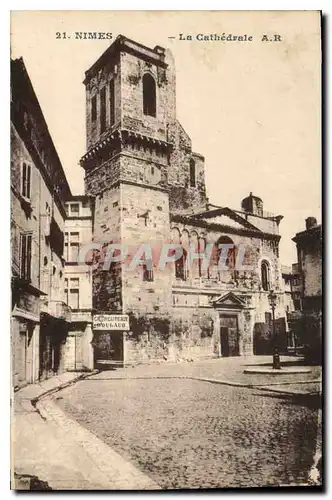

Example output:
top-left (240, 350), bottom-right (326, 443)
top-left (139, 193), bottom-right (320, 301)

top-left (80, 35), bottom-right (177, 315)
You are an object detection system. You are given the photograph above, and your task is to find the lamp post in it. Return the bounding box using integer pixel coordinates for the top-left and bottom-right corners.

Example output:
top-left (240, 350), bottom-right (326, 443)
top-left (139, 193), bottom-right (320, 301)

top-left (268, 289), bottom-right (281, 370)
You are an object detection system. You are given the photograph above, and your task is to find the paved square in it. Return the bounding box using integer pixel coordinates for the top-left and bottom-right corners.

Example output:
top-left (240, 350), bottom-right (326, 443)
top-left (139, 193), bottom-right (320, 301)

top-left (57, 378), bottom-right (318, 489)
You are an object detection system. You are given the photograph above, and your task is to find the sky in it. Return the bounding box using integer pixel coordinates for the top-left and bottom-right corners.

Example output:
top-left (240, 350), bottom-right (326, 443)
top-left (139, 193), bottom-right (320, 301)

top-left (11, 10), bottom-right (321, 265)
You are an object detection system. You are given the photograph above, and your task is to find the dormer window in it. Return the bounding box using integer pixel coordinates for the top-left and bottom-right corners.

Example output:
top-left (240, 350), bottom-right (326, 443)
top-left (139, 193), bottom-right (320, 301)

top-left (143, 74), bottom-right (156, 117)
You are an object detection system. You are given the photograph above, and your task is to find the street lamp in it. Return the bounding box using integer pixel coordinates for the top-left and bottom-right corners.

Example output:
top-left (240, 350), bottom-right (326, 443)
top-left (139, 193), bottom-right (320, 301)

top-left (268, 289), bottom-right (281, 370)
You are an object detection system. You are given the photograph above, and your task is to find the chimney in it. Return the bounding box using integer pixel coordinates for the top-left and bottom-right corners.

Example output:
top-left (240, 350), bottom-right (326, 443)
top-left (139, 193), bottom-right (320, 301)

top-left (305, 217), bottom-right (317, 230)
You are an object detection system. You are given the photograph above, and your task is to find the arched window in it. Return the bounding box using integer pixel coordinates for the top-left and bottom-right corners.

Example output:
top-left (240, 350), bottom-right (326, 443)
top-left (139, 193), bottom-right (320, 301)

top-left (189, 159), bottom-right (196, 187)
top-left (217, 236), bottom-right (235, 270)
top-left (175, 249), bottom-right (188, 281)
top-left (261, 260), bottom-right (270, 291)
top-left (198, 237), bottom-right (206, 277)
top-left (143, 74), bottom-right (156, 117)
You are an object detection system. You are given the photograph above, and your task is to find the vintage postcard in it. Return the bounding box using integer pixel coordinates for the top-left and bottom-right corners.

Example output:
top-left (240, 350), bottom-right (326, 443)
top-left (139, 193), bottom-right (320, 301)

top-left (10, 10), bottom-right (322, 490)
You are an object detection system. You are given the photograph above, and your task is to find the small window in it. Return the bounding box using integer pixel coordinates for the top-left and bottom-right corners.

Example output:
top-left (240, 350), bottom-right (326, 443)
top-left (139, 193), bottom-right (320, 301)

top-left (261, 261), bottom-right (270, 291)
top-left (175, 249), bottom-right (188, 281)
top-left (143, 261), bottom-right (154, 282)
top-left (65, 278), bottom-right (80, 309)
top-left (21, 162), bottom-right (31, 199)
top-left (143, 74), bottom-right (156, 117)
top-left (109, 79), bottom-right (115, 126)
top-left (265, 312), bottom-right (272, 324)
top-left (189, 159), bottom-right (196, 188)
top-left (91, 95), bottom-right (97, 122)
top-left (70, 203), bottom-right (80, 215)
top-left (100, 87), bottom-right (106, 133)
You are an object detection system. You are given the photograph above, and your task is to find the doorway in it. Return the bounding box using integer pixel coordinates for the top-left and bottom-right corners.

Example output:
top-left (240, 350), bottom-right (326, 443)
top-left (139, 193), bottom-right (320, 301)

top-left (93, 330), bottom-right (124, 369)
top-left (220, 314), bottom-right (239, 357)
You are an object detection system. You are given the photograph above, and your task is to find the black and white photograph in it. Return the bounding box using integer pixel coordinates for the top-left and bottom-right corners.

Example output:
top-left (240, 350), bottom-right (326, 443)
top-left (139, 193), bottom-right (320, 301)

top-left (10, 10), bottom-right (322, 490)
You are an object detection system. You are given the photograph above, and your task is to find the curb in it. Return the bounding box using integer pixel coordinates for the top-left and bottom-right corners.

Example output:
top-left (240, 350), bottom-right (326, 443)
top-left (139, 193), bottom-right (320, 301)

top-left (187, 376), bottom-right (321, 396)
top-left (87, 373), bottom-right (321, 397)
top-left (31, 371), bottom-right (99, 406)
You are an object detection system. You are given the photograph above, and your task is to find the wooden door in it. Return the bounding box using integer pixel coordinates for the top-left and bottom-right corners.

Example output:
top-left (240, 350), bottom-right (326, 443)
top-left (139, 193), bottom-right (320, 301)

top-left (220, 315), bottom-right (239, 357)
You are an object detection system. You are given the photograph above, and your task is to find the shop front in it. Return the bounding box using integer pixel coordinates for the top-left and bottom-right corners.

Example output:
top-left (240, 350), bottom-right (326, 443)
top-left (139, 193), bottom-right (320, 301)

top-left (92, 314), bottom-right (129, 369)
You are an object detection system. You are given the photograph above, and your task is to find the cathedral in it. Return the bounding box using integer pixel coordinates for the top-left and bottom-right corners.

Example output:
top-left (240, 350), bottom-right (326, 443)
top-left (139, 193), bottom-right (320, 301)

top-left (79, 35), bottom-right (289, 365)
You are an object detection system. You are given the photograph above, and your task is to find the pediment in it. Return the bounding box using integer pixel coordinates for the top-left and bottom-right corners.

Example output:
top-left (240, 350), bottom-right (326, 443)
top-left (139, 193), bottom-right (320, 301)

top-left (213, 292), bottom-right (246, 308)
top-left (191, 207), bottom-right (261, 232)
top-left (200, 214), bottom-right (245, 229)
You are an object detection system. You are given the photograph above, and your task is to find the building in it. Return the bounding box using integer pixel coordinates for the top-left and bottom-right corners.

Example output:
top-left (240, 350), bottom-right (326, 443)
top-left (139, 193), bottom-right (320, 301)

top-left (11, 58), bottom-right (71, 388)
top-left (281, 265), bottom-right (296, 348)
top-left (290, 263), bottom-right (302, 311)
top-left (79, 35), bottom-right (289, 365)
top-left (291, 217), bottom-right (322, 360)
top-left (63, 196), bottom-right (94, 371)
top-left (293, 217), bottom-right (322, 312)
top-left (281, 265), bottom-right (295, 315)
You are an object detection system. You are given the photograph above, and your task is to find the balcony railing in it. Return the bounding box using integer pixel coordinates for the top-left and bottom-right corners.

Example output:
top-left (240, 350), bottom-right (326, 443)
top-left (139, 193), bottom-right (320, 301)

top-left (70, 309), bottom-right (92, 323)
top-left (41, 299), bottom-right (71, 322)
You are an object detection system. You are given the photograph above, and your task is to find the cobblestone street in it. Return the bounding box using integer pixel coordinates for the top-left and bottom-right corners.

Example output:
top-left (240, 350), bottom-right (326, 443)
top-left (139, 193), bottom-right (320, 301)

top-left (57, 369), bottom-right (319, 489)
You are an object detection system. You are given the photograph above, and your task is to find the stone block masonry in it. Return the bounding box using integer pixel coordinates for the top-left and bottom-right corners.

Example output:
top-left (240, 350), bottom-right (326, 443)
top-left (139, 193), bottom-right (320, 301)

top-left (80, 35), bottom-right (289, 366)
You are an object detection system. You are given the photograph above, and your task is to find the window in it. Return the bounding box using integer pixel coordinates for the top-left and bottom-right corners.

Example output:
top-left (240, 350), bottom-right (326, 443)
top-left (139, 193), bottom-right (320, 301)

top-left (175, 249), bottom-right (188, 281)
top-left (189, 159), bottom-right (196, 187)
top-left (261, 261), bottom-right (270, 291)
top-left (91, 95), bottom-right (97, 122)
top-left (143, 74), bottom-right (156, 117)
top-left (70, 203), bottom-right (80, 216)
top-left (65, 277), bottom-right (80, 309)
top-left (265, 312), bottom-right (272, 324)
top-left (21, 162), bottom-right (31, 199)
top-left (142, 260), bottom-right (154, 282)
top-left (20, 233), bottom-right (32, 281)
top-left (198, 238), bottom-right (207, 277)
top-left (109, 79), bottom-right (115, 126)
top-left (216, 236), bottom-right (235, 278)
top-left (100, 87), bottom-right (106, 133)
top-left (64, 232), bottom-right (80, 262)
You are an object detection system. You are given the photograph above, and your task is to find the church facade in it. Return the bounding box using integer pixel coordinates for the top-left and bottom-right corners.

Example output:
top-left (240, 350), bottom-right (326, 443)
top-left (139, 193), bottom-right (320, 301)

top-left (80, 35), bottom-right (289, 365)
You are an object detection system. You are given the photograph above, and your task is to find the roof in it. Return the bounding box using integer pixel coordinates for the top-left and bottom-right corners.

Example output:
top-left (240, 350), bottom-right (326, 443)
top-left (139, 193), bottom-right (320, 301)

top-left (11, 57), bottom-right (71, 202)
top-left (84, 35), bottom-right (167, 83)
top-left (292, 224), bottom-right (322, 243)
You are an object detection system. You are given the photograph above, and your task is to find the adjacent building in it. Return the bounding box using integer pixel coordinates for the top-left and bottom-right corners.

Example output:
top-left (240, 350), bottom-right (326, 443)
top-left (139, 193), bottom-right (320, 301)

top-left (291, 217), bottom-right (322, 359)
top-left (63, 196), bottom-right (94, 371)
top-left (11, 58), bottom-right (72, 388)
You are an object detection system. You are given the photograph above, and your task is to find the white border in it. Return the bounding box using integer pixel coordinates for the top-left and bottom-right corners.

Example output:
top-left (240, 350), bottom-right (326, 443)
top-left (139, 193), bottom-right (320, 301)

top-left (1, 3), bottom-right (328, 498)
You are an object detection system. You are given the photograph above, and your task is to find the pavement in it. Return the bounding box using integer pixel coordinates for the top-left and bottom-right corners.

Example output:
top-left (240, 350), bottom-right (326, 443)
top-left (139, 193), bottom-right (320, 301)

top-left (12, 371), bottom-right (160, 490)
top-left (11, 355), bottom-right (322, 490)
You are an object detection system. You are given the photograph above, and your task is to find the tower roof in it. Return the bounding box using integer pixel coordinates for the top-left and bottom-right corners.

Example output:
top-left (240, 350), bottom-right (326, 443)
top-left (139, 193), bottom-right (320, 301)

top-left (84, 35), bottom-right (167, 84)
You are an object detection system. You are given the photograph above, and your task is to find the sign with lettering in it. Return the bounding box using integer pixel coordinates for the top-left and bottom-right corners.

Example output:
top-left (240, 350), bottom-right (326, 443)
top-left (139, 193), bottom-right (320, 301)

top-left (93, 314), bottom-right (130, 331)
